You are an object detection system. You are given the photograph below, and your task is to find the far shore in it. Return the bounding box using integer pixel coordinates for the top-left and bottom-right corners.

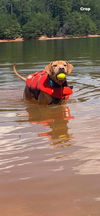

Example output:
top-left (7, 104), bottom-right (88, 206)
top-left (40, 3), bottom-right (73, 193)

top-left (0, 34), bottom-right (100, 43)
top-left (38, 34), bottom-right (100, 40)
top-left (0, 37), bottom-right (24, 43)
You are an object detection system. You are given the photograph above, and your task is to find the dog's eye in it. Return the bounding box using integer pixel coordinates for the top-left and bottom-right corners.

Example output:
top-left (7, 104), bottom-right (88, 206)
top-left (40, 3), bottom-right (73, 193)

top-left (64, 64), bottom-right (67, 67)
top-left (53, 64), bottom-right (57, 67)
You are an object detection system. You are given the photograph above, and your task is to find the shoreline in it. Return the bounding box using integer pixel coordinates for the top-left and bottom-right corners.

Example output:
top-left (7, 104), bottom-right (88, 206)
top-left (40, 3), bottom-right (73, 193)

top-left (38, 34), bottom-right (100, 40)
top-left (0, 34), bottom-right (100, 43)
top-left (0, 37), bottom-right (24, 43)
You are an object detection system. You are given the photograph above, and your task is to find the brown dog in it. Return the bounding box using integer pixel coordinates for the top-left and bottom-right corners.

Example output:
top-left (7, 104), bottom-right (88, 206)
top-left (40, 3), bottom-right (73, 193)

top-left (13, 60), bottom-right (74, 105)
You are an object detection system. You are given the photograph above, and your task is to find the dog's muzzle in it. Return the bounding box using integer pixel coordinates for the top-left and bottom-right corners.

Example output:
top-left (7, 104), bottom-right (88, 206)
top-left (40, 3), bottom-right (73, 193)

top-left (58, 68), bottom-right (65, 73)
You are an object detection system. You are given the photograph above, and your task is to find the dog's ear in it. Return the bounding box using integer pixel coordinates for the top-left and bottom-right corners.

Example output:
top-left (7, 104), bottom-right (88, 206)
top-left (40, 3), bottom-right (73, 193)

top-left (45, 62), bottom-right (53, 75)
top-left (67, 63), bottom-right (74, 75)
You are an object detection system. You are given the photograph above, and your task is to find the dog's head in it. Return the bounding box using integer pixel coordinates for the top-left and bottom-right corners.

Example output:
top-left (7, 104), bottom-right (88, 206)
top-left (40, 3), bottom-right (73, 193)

top-left (45, 60), bottom-right (74, 85)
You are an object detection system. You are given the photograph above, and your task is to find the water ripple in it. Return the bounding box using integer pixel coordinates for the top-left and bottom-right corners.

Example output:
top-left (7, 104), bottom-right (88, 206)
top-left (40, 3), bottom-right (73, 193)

top-left (0, 59), bottom-right (100, 179)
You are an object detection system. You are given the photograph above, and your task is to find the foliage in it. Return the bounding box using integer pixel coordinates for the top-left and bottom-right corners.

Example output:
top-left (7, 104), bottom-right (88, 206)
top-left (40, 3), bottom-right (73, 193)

top-left (0, 0), bottom-right (99, 39)
top-left (0, 14), bottom-right (21, 39)
top-left (22, 13), bottom-right (59, 39)
top-left (57, 12), bottom-right (97, 36)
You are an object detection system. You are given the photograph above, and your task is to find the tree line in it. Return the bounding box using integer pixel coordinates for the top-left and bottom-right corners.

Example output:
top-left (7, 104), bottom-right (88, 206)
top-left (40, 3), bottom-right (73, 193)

top-left (0, 0), bottom-right (100, 40)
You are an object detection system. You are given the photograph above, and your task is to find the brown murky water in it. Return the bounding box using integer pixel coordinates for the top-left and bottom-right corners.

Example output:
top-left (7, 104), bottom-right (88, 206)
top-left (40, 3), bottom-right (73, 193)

top-left (0, 38), bottom-right (100, 216)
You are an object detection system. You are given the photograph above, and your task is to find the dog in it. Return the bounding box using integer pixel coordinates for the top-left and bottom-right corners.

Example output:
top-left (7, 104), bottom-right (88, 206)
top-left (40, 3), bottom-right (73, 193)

top-left (13, 60), bottom-right (74, 105)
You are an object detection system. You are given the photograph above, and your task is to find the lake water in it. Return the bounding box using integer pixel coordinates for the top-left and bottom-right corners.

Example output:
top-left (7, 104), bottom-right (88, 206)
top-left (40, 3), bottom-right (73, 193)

top-left (0, 38), bottom-right (100, 216)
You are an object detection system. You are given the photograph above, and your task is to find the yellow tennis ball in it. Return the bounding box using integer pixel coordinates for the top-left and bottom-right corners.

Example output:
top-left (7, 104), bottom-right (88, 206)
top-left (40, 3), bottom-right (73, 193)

top-left (57, 73), bottom-right (66, 80)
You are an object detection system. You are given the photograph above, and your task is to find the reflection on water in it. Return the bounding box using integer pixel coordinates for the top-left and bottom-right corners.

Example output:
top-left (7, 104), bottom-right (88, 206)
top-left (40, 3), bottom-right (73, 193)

top-left (26, 103), bottom-right (74, 147)
top-left (0, 97), bottom-right (74, 180)
top-left (0, 38), bottom-right (100, 216)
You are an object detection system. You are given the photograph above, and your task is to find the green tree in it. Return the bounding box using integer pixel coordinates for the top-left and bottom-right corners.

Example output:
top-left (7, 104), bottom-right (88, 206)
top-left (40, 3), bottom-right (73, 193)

top-left (0, 14), bottom-right (21, 39)
top-left (12, 0), bottom-right (33, 25)
top-left (45, 0), bottom-right (70, 26)
top-left (22, 12), bottom-right (59, 39)
top-left (59, 12), bottom-right (97, 36)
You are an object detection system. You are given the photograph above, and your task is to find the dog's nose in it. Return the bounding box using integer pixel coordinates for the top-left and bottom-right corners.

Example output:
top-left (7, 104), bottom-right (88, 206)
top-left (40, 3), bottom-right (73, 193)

top-left (59, 67), bottom-right (65, 73)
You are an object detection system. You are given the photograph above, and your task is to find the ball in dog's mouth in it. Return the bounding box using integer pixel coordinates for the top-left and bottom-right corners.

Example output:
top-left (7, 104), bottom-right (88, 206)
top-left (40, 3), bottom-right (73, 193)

top-left (56, 73), bottom-right (66, 80)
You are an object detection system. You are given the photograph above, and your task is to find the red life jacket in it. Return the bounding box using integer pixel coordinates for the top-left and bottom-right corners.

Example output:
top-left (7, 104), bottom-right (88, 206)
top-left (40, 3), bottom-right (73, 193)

top-left (26, 70), bottom-right (73, 100)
